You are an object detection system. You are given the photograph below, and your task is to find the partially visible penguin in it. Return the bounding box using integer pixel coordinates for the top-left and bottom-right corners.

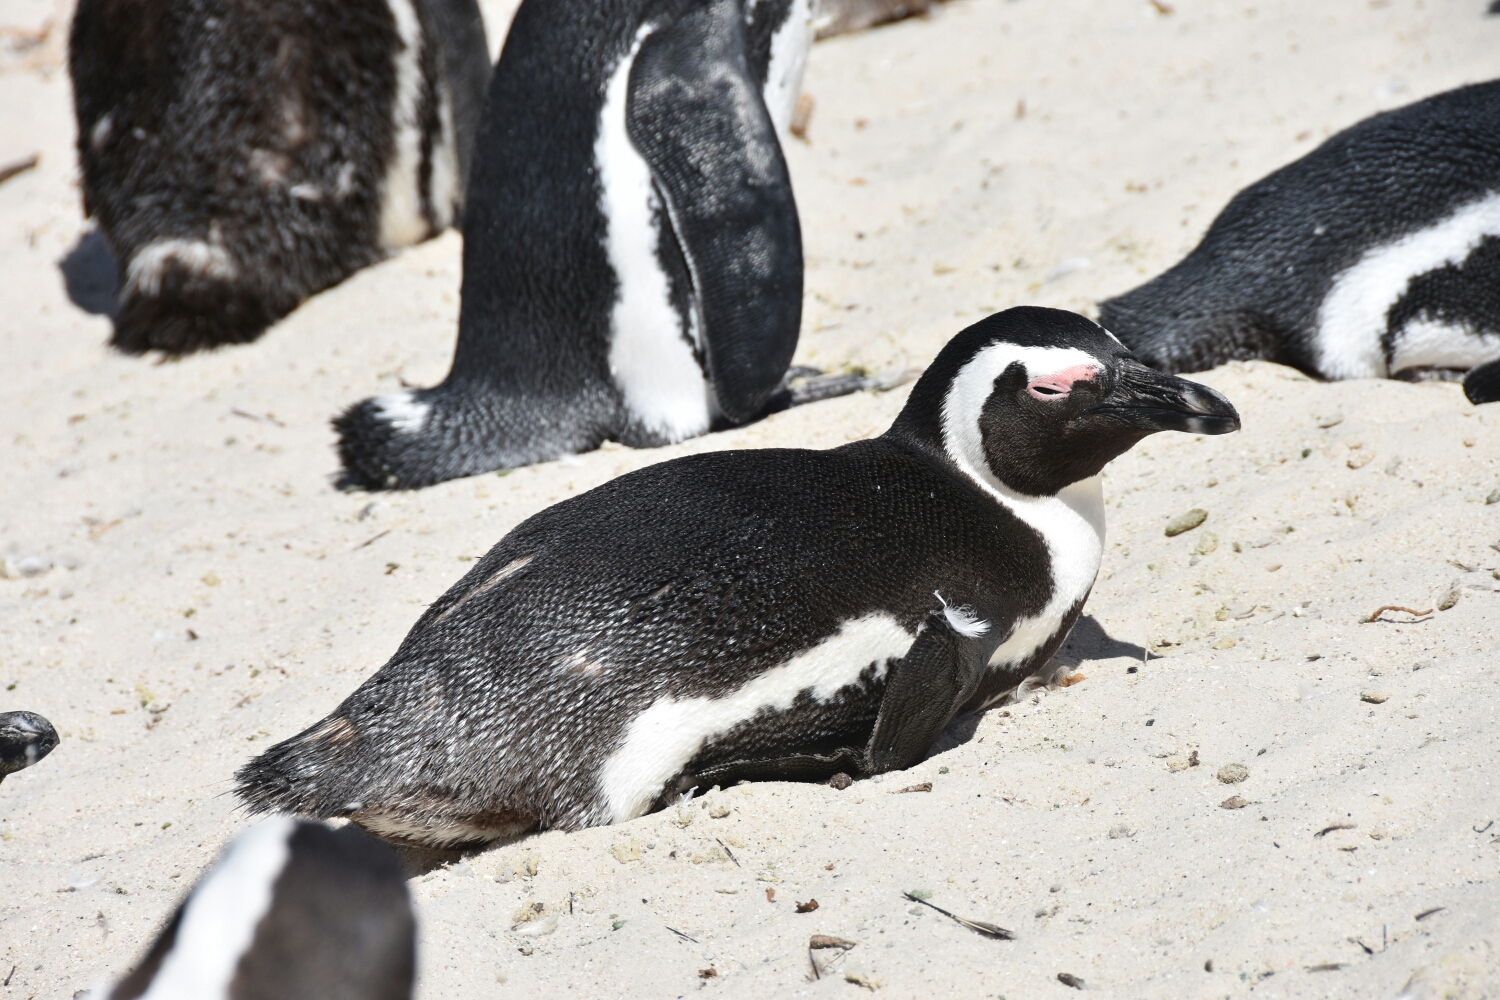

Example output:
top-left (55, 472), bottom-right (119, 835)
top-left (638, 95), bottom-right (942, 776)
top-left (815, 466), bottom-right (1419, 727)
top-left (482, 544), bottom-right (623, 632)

top-left (68, 0), bottom-right (490, 354)
top-left (334, 0), bottom-right (836, 491)
top-left (1099, 80), bottom-right (1500, 406)
top-left (0, 711), bottom-right (59, 784)
top-left (86, 819), bottom-right (414, 1000)
top-left (239, 307), bottom-right (1240, 846)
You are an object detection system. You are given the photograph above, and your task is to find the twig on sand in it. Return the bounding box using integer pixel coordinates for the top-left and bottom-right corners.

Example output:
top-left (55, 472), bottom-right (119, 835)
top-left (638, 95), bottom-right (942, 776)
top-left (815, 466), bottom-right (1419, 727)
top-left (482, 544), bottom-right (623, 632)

top-left (1415, 906), bottom-right (1445, 922)
top-left (715, 838), bottom-right (741, 867)
top-left (0, 154), bottom-right (40, 186)
top-left (1362, 605), bottom-right (1432, 623)
top-left (665, 926), bottom-right (697, 943)
top-left (808, 935), bottom-right (856, 981)
top-left (1315, 822), bottom-right (1356, 838)
top-left (355, 529), bottom-right (392, 549)
top-left (902, 892), bottom-right (1014, 939)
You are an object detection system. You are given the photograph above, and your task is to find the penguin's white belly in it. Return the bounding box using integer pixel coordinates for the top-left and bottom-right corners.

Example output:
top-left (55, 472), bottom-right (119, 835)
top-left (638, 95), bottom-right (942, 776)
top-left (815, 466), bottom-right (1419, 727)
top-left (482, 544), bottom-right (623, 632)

top-left (1315, 191), bottom-right (1500, 379)
top-left (595, 31), bottom-right (713, 444)
top-left (597, 613), bottom-right (914, 823)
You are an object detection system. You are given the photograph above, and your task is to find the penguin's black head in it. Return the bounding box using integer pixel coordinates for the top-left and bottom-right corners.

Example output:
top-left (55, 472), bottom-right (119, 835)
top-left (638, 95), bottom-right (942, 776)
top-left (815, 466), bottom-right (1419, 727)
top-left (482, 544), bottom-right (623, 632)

top-left (0, 711), bottom-right (59, 780)
top-left (888, 306), bottom-right (1240, 497)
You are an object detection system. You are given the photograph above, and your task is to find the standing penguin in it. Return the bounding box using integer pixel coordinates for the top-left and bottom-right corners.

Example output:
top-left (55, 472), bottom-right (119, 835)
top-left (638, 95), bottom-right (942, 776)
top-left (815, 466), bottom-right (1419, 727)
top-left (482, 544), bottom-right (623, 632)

top-left (69, 0), bottom-right (491, 354)
top-left (86, 819), bottom-right (414, 1000)
top-left (334, 0), bottom-right (825, 490)
top-left (239, 307), bottom-right (1240, 846)
top-left (1099, 80), bottom-right (1500, 405)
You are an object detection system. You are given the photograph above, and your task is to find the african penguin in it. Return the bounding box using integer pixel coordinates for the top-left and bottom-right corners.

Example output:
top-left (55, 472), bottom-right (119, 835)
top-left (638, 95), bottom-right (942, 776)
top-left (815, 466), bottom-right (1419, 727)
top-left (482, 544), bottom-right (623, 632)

top-left (1099, 79), bottom-right (1500, 405)
top-left (69, 0), bottom-right (491, 355)
top-left (0, 711), bottom-right (59, 784)
top-left (86, 819), bottom-right (414, 1000)
top-left (333, 0), bottom-right (824, 491)
top-left (238, 307), bottom-right (1240, 847)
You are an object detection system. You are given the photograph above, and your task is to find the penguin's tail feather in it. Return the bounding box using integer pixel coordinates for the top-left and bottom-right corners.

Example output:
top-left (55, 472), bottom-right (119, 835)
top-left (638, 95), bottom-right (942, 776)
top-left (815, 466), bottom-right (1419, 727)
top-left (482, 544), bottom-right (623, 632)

top-left (333, 381), bottom-right (605, 491)
top-left (234, 713), bottom-right (369, 821)
top-left (111, 241), bottom-right (293, 355)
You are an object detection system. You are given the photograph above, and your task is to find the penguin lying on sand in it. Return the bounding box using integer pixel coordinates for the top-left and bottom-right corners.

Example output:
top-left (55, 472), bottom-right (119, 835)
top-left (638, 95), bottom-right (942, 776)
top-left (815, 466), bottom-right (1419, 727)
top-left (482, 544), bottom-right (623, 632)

top-left (1100, 79), bottom-right (1500, 405)
top-left (239, 307), bottom-right (1240, 847)
top-left (0, 711), bottom-right (59, 784)
top-left (69, 0), bottom-right (490, 355)
top-left (333, 0), bottom-right (881, 491)
top-left (87, 819), bottom-right (413, 1000)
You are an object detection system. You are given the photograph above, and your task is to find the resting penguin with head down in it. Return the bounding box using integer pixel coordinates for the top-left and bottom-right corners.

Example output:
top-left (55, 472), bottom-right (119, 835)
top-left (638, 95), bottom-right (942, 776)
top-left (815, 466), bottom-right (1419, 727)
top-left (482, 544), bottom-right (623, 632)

top-left (1100, 79), bottom-right (1500, 406)
top-left (334, 0), bottom-right (864, 491)
top-left (239, 307), bottom-right (1240, 846)
top-left (0, 711), bottom-right (59, 784)
top-left (69, 0), bottom-right (491, 354)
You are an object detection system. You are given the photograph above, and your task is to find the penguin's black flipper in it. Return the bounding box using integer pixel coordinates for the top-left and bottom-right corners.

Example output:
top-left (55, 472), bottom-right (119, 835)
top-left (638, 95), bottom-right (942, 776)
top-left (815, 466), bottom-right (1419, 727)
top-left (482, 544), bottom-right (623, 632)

top-left (627, 0), bottom-right (802, 425)
top-left (865, 612), bottom-right (988, 775)
top-left (1464, 358), bottom-right (1500, 404)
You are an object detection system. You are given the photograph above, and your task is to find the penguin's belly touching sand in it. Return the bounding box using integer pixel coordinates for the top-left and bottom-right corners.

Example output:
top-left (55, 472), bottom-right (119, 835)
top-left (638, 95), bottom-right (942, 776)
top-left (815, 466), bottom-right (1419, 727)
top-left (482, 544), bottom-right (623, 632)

top-left (331, 0), bottom-right (898, 492)
top-left (238, 307), bottom-right (1241, 848)
top-left (1099, 79), bottom-right (1500, 406)
top-left (68, 0), bottom-right (491, 355)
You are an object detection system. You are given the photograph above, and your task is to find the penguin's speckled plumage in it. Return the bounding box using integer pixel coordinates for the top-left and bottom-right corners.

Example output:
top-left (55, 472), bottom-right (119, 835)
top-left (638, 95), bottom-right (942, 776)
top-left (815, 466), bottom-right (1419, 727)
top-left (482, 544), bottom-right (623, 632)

top-left (69, 0), bottom-right (490, 355)
top-left (1099, 79), bottom-right (1500, 405)
top-left (333, 0), bottom-right (822, 491)
top-left (238, 308), bottom-right (1240, 847)
top-left (87, 820), bottom-right (413, 1000)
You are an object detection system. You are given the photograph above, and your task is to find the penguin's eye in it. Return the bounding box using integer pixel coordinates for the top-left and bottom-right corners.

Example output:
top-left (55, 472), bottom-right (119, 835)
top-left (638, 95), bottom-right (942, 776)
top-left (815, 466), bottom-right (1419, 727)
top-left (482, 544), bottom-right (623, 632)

top-left (1026, 379), bottom-right (1071, 401)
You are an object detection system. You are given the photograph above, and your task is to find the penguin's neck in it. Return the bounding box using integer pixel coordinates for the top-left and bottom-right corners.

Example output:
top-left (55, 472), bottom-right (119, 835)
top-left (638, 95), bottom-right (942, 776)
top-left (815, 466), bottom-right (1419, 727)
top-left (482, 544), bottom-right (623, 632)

top-left (945, 446), bottom-right (1106, 669)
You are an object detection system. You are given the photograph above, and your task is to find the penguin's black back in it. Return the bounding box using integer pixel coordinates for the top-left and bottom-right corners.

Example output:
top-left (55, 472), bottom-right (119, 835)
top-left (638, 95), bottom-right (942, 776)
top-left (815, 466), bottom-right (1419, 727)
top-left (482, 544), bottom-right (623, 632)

top-left (241, 438), bottom-right (1055, 831)
top-left (1100, 80), bottom-right (1500, 376)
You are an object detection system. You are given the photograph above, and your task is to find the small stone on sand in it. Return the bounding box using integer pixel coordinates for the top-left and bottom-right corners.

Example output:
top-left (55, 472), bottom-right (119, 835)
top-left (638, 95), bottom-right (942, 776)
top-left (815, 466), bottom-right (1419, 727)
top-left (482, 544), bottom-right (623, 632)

top-left (1217, 763), bottom-right (1249, 784)
top-left (1165, 509), bottom-right (1208, 536)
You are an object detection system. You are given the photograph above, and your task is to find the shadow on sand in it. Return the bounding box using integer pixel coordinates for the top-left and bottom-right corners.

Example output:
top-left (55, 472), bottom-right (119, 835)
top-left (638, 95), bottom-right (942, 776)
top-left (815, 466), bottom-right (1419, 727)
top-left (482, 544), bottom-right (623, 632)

top-left (59, 227), bottom-right (119, 319)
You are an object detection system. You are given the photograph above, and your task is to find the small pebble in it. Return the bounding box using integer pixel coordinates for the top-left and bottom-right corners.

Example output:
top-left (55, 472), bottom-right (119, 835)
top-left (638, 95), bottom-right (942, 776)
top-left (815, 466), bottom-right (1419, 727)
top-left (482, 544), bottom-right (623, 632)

top-left (1108, 824), bottom-right (1135, 839)
top-left (1487, 489), bottom-right (1500, 505)
top-left (1317, 412), bottom-right (1344, 428)
top-left (828, 772), bottom-right (853, 790)
top-left (1347, 451), bottom-right (1374, 470)
top-left (1057, 972), bottom-right (1086, 989)
top-left (1212, 637), bottom-right (1237, 650)
top-left (1360, 692), bottom-right (1389, 705)
top-left (1164, 509), bottom-right (1208, 537)
top-left (1217, 763), bottom-right (1249, 784)
top-left (1194, 531), bottom-right (1219, 555)
top-left (1436, 584), bottom-right (1461, 612)
top-left (1220, 795), bottom-right (1249, 810)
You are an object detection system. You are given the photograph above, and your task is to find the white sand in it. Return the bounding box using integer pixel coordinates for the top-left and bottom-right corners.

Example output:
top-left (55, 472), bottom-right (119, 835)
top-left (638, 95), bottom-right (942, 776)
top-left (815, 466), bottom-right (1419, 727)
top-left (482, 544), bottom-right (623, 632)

top-left (2, 1), bottom-right (1498, 997)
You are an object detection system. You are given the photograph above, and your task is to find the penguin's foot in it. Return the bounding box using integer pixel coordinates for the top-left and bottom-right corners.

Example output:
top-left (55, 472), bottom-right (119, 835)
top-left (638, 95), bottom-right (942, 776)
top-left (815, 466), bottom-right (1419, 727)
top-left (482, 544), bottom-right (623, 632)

top-left (111, 265), bottom-right (287, 355)
top-left (0, 710), bottom-right (59, 782)
top-left (1463, 358), bottom-right (1500, 404)
top-left (754, 365), bottom-right (920, 418)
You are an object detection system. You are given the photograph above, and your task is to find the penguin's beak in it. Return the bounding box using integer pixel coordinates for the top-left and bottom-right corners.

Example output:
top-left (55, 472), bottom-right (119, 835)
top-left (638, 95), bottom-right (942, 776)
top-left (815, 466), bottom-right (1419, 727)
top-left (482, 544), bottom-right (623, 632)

top-left (1091, 359), bottom-right (1241, 435)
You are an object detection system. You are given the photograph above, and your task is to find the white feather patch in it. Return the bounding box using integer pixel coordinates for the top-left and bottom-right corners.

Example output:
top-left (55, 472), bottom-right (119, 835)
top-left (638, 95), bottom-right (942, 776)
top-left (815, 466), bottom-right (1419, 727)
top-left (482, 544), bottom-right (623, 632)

top-left (597, 26), bottom-right (714, 442)
top-left (125, 237), bottom-right (236, 297)
top-left (939, 344), bottom-right (1106, 682)
top-left (933, 590), bottom-right (990, 638)
top-left (373, 390), bottom-right (431, 433)
top-left (598, 613), bottom-right (914, 823)
top-left (1316, 191), bottom-right (1500, 379)
top-left (377, 0), bottom-right (429, 248)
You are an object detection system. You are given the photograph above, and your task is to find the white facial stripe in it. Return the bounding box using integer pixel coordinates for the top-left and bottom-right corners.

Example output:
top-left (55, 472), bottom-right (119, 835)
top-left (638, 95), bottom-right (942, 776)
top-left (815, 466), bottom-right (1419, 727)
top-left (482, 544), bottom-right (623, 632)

top-left (597, 28), bottom-right (713, 443)
top-left (373, 390), bottom-right (431, 434)
top-left (939, 343), bottom-right (1106, 679)
top-left (1316, 191), bottom-right (1500, 379)
top-left (763, 0), bottom-right (814, 135)
top-left (378, 0), bottom-right (429, 249)
top-left (126, 818), bottom-right (295, 1000)
top-left (598, 613), bottom-right (913, 822)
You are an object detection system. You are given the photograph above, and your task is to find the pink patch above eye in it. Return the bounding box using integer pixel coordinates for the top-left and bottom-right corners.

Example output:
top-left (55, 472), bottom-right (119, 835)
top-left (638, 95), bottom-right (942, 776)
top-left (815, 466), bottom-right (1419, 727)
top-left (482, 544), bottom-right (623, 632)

top-left (1026, 363), bottom-right (1100, 401)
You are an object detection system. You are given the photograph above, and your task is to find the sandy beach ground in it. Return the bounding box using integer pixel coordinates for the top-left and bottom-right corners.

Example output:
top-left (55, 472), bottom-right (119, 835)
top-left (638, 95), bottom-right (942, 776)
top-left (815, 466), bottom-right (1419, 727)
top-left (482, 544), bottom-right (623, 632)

top-left (2, 1), bottom-right (1499, 997)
